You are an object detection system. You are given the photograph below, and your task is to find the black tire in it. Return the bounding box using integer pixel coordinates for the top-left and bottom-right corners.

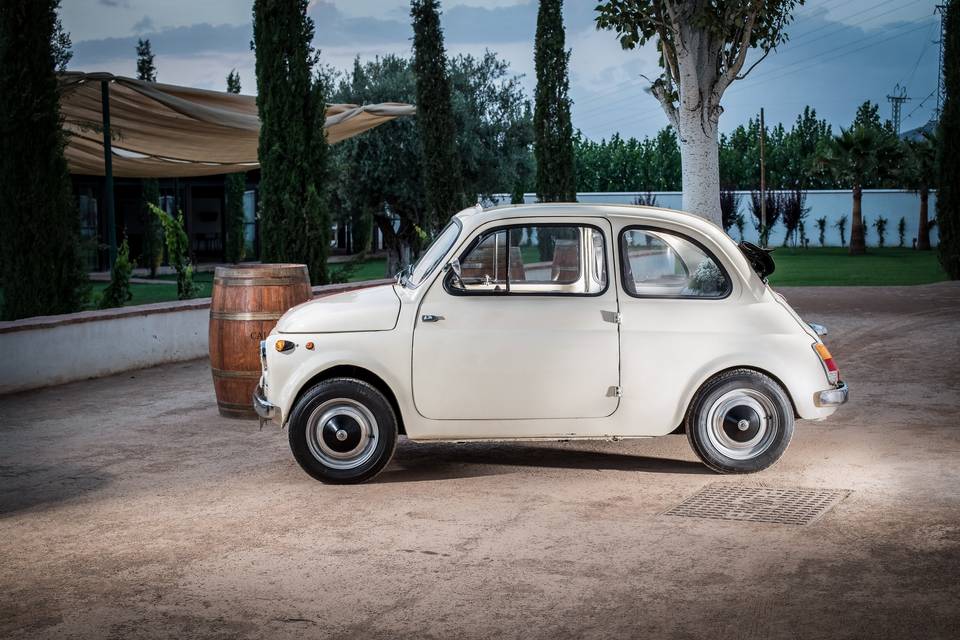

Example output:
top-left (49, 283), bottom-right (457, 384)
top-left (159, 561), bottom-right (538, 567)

top-left (685, 369), bottom-right (795, 474)
top-left (288, 377), bottom-right (398, 484)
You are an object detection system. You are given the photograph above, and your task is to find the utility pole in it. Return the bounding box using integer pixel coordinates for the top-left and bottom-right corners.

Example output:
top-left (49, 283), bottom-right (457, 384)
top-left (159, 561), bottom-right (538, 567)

top-left (936, 4), bottom-right (947, 119)
top-left (759, 107), bottom-right (767, 248)
top-left (887, 83), bottom-right (911, 135)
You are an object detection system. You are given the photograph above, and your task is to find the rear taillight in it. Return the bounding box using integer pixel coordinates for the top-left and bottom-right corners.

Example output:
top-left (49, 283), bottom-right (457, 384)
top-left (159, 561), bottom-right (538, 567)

top-left (814, 343), bottom-right (839, 384)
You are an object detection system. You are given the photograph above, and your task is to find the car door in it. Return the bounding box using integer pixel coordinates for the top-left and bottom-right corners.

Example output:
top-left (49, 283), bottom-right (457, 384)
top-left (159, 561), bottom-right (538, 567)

top-left (412, 218), bottom-right (620, 422)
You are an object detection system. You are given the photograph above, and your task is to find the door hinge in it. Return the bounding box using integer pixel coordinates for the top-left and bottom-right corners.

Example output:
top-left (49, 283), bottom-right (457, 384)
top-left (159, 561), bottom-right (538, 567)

top-left (615, 386), bottom-right (623, 397)
top-left (615, 312), bottom-right (622, 324)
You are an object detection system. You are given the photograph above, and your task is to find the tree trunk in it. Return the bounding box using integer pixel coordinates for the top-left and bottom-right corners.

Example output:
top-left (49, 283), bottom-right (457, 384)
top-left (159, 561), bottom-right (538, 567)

top-left (678, 114), bottom-right (722, 227)
top-left (917, 188), bottom-right (931, 250)
top-left (672, 36), bottom-right (722, 227)
top-left (849, 186), bottom-right (866, 255)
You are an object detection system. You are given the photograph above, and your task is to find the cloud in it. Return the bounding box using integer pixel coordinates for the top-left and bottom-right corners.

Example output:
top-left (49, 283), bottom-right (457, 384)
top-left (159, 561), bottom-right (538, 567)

top-left (99, 0), bottom-right (130, 7)
top-left (133, 16), bottom-right (154, 33)
top-left (66, 0), bottom-right (939, 140)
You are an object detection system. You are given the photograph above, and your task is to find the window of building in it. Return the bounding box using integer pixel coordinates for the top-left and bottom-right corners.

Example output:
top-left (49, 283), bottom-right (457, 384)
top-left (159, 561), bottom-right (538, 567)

top-left (619, 227), bottom-right (730, 298)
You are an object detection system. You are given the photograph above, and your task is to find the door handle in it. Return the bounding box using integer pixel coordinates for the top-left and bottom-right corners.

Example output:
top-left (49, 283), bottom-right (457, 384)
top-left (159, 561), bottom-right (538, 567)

top-left (421, 314), bottom-right (443, 323)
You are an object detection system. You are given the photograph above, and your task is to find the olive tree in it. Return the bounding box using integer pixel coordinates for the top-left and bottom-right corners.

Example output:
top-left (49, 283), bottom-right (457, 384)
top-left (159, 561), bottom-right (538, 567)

top-left (595, 0), bottom-right (802, 225)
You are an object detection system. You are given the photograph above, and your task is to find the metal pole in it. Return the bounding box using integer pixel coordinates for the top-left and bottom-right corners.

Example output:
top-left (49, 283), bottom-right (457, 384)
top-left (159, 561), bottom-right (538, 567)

top-left (100, 80), bottom-right (117, 268)
top-left (759, 107), bottom-right (767, 248)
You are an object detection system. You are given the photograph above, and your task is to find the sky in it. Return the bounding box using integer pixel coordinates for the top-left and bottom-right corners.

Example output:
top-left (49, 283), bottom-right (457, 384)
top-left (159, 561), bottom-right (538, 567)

top-left (60, 0), bottom-right (943, 141)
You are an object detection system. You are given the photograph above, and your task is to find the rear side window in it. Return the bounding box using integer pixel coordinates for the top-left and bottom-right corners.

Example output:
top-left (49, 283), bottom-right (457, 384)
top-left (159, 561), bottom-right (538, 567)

top-left (449, 224), bottom-right (607, 295)
top-left (619, 227), bottom-right (730, 298)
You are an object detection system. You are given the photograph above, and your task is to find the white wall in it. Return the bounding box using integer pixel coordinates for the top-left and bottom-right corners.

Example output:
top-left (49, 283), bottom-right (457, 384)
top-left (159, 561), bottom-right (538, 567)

top-left (0, 280), bottom-right (393, 396)
top-left (502, 190), bottom-right (938, 248)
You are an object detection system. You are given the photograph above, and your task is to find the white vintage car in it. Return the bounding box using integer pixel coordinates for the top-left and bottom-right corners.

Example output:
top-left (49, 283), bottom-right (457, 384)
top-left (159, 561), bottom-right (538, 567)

top-left (254, 203), bottom-right (847, 483)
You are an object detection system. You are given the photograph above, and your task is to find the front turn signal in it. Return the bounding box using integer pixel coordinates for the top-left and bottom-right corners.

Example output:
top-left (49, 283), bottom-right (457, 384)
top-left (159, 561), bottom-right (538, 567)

top-left (275, 339), bottom-right (295, 353)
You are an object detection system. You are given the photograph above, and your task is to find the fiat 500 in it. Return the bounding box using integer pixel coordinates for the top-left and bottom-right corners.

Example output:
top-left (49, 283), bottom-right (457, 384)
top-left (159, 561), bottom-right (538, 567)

top-left (254, 203), bottom-right (848, 483)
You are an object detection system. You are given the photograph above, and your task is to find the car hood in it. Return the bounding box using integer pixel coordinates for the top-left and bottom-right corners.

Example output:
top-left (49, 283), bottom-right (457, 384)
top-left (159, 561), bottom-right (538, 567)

top-left (275, 284), bottom-right (401, 333)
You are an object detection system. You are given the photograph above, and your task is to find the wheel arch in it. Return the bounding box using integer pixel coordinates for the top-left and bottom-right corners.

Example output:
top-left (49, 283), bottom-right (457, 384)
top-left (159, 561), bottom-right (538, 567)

top-left (293, 365), bottom-right (406, 435)
top-left (680, 364), bottom-right (801, 430)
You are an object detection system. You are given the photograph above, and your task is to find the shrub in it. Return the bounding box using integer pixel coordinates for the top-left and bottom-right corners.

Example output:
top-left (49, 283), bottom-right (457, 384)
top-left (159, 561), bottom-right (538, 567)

top-left (816, 216), bottom-right (827, 246)
top-left (148, 203), bottom-right (197, 300)
top-left (719, 189), bottom-right (741, 232)
top-left (734, 213), bottom-right (746, 242)
top-left (98, 237), bottom-right (134, 309)
top-left (633, 192), bottom-right (658, 206)
top-left (835, 215), bottom-right (848, 247)
top-left (898, 216), bottom-right (906, 248)
top-left (874, 216), bottom-right (888, 248)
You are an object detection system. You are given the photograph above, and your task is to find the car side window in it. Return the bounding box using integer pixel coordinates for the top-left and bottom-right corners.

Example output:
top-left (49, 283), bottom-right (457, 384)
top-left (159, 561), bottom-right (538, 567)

top-left (449, 224), bottom-right (607, 295)
top-left (620, 227), bottom-right (729, 298)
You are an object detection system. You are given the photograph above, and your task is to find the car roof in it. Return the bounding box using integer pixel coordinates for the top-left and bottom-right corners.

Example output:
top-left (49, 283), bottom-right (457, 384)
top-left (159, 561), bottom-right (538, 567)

top-left (456, 202), bottom-right (722, 239)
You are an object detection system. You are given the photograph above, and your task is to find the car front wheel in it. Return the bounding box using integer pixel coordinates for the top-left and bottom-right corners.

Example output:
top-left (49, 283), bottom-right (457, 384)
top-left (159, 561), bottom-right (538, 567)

top-left (288, 378), bottom-right (398, 484)
top-left (685, 369), bottom-right (795, 473)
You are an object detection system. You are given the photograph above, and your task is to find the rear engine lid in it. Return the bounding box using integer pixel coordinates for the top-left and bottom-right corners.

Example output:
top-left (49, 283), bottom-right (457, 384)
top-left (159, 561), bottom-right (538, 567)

top-left (738, 242), bottom-right (775, 280)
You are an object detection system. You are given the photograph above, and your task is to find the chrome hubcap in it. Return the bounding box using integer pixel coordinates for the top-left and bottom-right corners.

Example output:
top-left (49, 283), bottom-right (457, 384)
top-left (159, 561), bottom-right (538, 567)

top-left (306, 398), bottom-right (378, 470)
top-left (706, 389), bottom-right (778, 460)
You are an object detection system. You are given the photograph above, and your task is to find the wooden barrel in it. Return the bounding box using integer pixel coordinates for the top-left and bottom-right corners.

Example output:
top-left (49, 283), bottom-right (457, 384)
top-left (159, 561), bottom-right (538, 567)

top-left (209, 264), bottom-right (312, 418)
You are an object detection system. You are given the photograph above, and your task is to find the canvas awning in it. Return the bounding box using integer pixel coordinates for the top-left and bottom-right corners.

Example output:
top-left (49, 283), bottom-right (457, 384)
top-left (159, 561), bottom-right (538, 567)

top-left (58, 72), bottom-right (415, 178)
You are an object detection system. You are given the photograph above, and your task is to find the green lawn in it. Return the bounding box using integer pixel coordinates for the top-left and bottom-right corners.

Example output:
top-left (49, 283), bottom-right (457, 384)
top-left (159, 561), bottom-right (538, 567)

top-left (766, 247), bottom-right (947, 286)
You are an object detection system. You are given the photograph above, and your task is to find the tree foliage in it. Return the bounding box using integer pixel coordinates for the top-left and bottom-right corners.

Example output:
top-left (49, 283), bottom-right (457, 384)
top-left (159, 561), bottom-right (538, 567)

top-left (253, 0), bottom-right (331, 284)
top-left (595, 0), bottom-right (802, 222)
top-left (329, 52), bottom-right (532, 274)
top-left (148, 204), bottom-right (197, 299)
top-left (98, 237), bottom-right (134, 309)
top-left (224, 69), bottom-right (246, 263)
top-left (0, 0), bottom-right (88, 320)
top-left (136, 38), bottom-right (156, 82)
top-left (902, 133), bottom-right (937, 250)
top-left (818, 124), bottom-right (901, 254)
top-left (937, 0), bottom-right (960, 278)
top-left (535, 0), bottom-right (576, 202)
top-left (136, 38), bottom-right (163, 276)
top-left (411, 0), bottom-right (467, 231)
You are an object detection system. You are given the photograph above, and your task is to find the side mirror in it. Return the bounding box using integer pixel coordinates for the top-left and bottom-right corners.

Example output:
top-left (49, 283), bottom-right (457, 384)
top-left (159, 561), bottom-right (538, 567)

top-left (445, 258), bottom-right (464, 289)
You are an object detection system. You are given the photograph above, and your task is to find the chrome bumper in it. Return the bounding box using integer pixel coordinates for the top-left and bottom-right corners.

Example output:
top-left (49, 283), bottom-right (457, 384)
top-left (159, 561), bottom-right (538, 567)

top-left (817, 381), bottom-right (849, 407)
top-left (253, 384), bottom-right (276, 421)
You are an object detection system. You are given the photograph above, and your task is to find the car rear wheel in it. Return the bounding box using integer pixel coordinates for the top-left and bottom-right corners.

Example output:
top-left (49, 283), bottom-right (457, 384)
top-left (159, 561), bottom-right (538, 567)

top-left (288, 378), bottom-right (397, 484)
top-left (685, 369), bottom-right (794, 473)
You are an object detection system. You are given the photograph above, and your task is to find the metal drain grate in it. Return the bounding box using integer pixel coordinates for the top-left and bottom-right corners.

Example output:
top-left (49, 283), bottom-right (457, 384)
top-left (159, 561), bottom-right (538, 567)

top-left (663, 484), bottom-right (849, 526)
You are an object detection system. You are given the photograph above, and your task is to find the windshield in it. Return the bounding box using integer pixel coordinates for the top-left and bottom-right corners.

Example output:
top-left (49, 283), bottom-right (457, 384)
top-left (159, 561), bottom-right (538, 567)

top-left (406, 219), bottom-right (462, 287)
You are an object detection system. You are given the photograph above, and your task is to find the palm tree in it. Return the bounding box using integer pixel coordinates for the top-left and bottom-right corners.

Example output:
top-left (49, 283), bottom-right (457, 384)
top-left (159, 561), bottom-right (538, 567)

top-left (819, 126), bottom-right (900, 255)
top-left (901, 132), bottom-right (938, 250)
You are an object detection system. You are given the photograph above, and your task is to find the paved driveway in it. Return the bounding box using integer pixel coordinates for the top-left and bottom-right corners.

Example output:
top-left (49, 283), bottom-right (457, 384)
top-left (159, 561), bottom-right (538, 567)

top-left (1, 284), bottom-right (958, 639)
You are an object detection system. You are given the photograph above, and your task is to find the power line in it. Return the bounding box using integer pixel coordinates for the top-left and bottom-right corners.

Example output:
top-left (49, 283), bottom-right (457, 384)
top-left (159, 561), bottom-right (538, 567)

top-left (575, 0), bottom-right (923, 124)
top-left (579, 19), bottom-right (935, 138)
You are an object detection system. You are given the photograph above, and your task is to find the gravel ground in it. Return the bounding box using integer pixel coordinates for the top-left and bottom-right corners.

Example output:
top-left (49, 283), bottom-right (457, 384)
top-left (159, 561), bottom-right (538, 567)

top-left (1, 283), bottom-right (958, 639)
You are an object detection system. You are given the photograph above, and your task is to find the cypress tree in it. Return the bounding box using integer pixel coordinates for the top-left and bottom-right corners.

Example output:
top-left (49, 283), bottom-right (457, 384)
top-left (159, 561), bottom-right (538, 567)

top-left (224, 69), bottom-right (247, 263)
top-left (0, 0), bottom-right (88, 319)
top-left (137, 38), bottom-right (163, 276)
top-left (253, 0), bottom-right (331, 283)
top-left (938, 0), bottom-right (960, 279)
top-left (534, 0), bottom-right (576, 203)
top-left (410, 0), bottom-right (467, 232)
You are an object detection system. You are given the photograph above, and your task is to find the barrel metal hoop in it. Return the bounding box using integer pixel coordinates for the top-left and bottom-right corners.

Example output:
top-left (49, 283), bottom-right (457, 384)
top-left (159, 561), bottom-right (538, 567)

top-left (213, 277), bottom-right (307, 287)
top-left (210, 311), bottom-right (283, 321)
top-left (211, 367), bottom-right (261, 379)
